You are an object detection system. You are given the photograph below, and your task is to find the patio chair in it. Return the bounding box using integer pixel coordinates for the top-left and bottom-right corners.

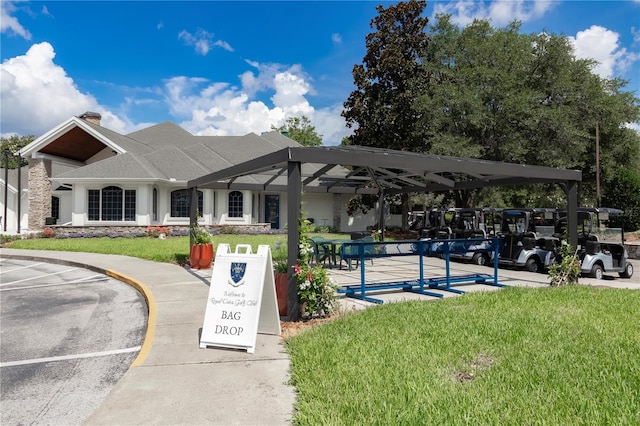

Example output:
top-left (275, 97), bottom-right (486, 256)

top-left (309, 236), bottom-right (331, 266)
top-left (339, 236), bottom-right (376, 271)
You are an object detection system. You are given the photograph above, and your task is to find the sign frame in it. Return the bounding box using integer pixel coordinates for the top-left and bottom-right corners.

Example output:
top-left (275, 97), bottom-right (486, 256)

top-left (199, 244), bottom-right (281, 353)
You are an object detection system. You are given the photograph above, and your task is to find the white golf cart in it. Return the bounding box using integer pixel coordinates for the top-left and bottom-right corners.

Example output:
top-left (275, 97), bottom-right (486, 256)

top-left (448, 208), bottom-right (500, 265)
top-left (497, 208), bottom-right (561, 273)
top-left (572, 208), bottom-right (634, 279)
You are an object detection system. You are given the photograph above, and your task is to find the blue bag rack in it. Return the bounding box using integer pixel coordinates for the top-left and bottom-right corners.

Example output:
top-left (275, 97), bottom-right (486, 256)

top-left (337, 237), bottom-right (506, 304)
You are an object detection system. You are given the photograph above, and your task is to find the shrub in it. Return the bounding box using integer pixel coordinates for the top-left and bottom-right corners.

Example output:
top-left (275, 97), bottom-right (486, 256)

top-left (548, 244), bottom-right (581, 287)
top-left (295, 216), bottom-right (338, 319)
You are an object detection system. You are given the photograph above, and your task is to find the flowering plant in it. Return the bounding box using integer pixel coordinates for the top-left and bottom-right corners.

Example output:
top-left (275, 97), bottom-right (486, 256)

top-left (146, 225), bottom-right (170, 238)
top-left (294, 217), bottom-right (337, 318)
top-left (294, 261), bottom-right (336, 318)
top-left (41, 228), bottom-right (56, 238)
top-left (371, 229), bottom-right (382, 242)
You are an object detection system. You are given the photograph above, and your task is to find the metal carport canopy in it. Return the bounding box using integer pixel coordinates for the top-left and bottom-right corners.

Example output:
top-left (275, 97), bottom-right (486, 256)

top-left (188, 145), bottom-right (582, 193)
top-left (187, 145), bottom-right (582, 320)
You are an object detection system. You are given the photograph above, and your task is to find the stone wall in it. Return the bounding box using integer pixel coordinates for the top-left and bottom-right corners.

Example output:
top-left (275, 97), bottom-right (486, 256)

top-left (28, 158), bottom-right (52, 231)
top-left (43, 223), bottom-right (275, 238)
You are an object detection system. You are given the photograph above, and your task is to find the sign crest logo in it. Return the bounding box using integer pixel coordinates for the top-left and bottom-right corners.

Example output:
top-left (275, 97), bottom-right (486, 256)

top-left (228, 262), bottom-right (247, 287)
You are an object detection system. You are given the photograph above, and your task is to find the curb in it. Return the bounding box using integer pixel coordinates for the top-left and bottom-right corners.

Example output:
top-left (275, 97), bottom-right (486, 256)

top-left (1, 253), bottom-right (156, 368)
top-left (105, 269), bottom-right (156, 367)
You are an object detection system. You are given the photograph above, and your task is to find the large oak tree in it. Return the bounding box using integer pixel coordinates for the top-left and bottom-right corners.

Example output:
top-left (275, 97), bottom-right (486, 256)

top-left (342, 1), bottom-right (640, 211)
top-left (342, 0), bottom-right (429, 151)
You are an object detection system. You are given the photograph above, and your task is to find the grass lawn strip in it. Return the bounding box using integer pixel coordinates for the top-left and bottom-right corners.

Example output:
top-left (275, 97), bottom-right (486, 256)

top-left (287, 286), bottom-right (640, 425)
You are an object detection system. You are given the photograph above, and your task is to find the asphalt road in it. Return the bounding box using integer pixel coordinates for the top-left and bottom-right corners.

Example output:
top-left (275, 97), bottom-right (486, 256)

top-left (0, 258), bottom-right (148, 426)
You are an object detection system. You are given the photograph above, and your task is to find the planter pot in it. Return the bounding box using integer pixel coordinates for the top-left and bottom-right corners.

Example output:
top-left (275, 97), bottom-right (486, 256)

top-left (190, 243), bottom-right (214, 269)
top-left (274, 272), bottom-right (288, 317)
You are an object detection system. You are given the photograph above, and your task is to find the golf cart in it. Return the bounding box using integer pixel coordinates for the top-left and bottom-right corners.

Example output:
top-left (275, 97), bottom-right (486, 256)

top-left (568, 208), bottom-right (634, 279)
top-left (497, 208), bottom-right (561, 273)
top-left (419, 208), bottom-right (453, 240)
top-left (448, 208), bottom-right (499, 265)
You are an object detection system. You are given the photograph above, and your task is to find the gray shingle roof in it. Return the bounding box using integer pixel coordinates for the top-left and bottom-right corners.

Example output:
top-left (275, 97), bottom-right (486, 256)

top-left (126, 122), bottom-right (197, 149)
top-left (142, 146), bottom-right (211, 181)
top-left (83, 121), bottom-right (154, 155)
top-left (199, 133), bottom-right (287, 165)
top-left (53, 152), bottom-right (166, 181)
top-left (48, 120), bottom-right (305, 185)
top-left (257, 131), bottom-right (301, 149)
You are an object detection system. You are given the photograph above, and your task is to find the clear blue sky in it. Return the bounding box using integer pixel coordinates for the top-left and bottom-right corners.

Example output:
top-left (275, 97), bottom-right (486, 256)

top-left (2, 0), bottom-right (639, 145)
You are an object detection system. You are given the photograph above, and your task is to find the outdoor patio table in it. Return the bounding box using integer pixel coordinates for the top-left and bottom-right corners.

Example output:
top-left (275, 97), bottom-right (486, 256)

top-left (326, 239), bottom-right (353, 269)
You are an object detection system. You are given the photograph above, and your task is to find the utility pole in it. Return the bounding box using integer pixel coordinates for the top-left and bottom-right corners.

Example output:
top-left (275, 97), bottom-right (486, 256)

top-left (596, 121), bottom-right (600, 208)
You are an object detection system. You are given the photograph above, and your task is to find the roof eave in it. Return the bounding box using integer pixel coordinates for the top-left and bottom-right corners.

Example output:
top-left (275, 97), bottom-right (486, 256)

top-left (19, 117), bottom-right (127, 158)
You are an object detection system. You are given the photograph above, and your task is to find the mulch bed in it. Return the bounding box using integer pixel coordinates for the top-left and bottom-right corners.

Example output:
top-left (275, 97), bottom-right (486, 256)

top-left (384, 230), bottom-right (419, 240)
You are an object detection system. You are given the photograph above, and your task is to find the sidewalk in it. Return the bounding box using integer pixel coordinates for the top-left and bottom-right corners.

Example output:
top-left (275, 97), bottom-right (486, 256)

top-left (2, 249), bottom-right (295, 426)
top-left (2, 249), bottom-right (638, 425)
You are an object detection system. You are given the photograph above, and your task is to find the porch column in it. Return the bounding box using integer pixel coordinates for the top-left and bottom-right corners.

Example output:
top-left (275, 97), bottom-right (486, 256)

top-left (28, 158), bottom-right (52, 230)
top-left (17, 154), bottom-right (22, 233)
top-left (287, 160), bottom-right (301, 321)
top-left (565, 180), bottom-right (578, 248)
top-left (189, 186), bottom-right (198, 246)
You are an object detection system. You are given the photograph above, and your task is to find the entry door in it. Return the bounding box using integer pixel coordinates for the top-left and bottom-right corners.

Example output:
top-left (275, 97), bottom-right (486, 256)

top-left (265, 195), bottom-right (280, 229)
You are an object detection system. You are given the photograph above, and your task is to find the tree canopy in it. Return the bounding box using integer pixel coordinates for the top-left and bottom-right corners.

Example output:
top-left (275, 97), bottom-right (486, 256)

top-left (272, 116), bottom-right (322, 147)
top-left (342, 0), bottom-right (429, 151)
top-left (342, 1), bottom-right (640, 211)
top-left (1, 135), bottom-right (33, 168)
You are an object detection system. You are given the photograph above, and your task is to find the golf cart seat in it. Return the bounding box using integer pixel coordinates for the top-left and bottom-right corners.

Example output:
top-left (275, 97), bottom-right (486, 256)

top-left (537, 238), bottom-right (558, 251)
top-left (585, 240), bottom-right (601, 255)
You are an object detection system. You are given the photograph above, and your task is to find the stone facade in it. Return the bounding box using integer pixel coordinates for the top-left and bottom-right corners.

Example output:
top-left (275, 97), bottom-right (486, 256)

top-left (28, 158), bottom-right (52, 231)
top-left (42, 223), bottom-right (275, 238)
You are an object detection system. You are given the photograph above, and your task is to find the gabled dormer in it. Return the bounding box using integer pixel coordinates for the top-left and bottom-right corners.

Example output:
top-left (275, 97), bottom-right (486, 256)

top-left (19, 112), bottom-right (125, 166)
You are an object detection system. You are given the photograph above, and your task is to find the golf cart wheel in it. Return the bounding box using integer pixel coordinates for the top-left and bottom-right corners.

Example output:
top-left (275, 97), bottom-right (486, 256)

top-left (619, 262), bottom-right (634, 279)
top-left (525, 258), bottom-right (540, 273)
top-left (591, 263), bottom-right (604, 280)
top-left (472, 253), bottom-right (487, 266)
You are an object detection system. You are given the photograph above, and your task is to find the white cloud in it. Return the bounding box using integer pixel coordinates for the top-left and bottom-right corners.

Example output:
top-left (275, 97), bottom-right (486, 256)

top-left (332, 33), bottom-right (342, 44)
top-left (313, 104), bottom-right (352, 145)
top-left (214, 40), bottom-right (233, 51)
top-left (164, 64), bottom-right (304, 136)
top-left (1, 42), bottom-right (94, 135)
top-left (568, 25), bottom-right (637, 78)
top-left (1, 42), bottom-right (349, 144)
top-left (178, 29), bottom-right (233, 55)
top-left (433, 0), bottom-right (555, 27)
top-left (1, 1), bottom-right (32, 39)
top-left (0, 42), bottom-right (126, 136)
top-left (271, 71), bottom-right (314, 116)
top-left (164, 62), bottom-right (348, 144)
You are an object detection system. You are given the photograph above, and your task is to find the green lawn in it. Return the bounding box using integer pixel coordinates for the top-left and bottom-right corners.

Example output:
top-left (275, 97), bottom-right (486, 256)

top-left (7, 234), bottom-right (289, 264)
top-left (5, 232), bottom-right (346, 264)
top-left (7, 236), bottom-right (640, 424)
top-left (287, 286), bottom-right (640, 425)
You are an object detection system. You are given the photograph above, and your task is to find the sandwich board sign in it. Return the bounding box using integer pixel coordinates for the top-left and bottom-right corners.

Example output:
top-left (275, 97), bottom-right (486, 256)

top-left (199, 244), bottom-right (281, 353)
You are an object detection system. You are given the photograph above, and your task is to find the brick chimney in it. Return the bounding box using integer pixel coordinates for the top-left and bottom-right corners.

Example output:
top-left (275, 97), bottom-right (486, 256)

top-left (78, 111), bottom-right (101, 126)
